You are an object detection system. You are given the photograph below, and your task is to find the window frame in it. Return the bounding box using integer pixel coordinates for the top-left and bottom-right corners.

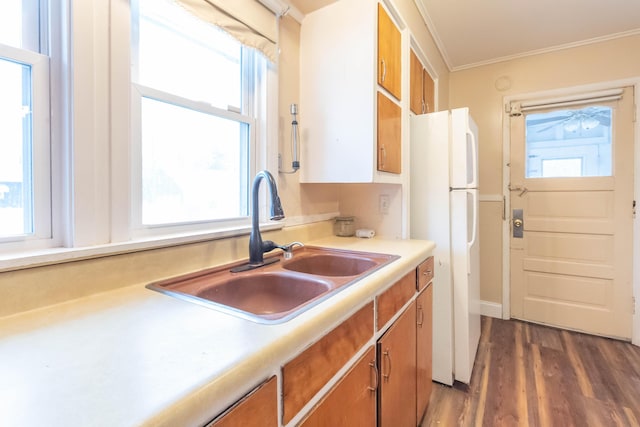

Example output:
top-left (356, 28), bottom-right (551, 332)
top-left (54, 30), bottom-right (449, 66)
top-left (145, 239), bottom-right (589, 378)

top-left (0, 0), bottom-right (279, 265)
top-left (0, 13), bottom-right (53, 251)
top-left (111, 0), bottom-right (278, 243)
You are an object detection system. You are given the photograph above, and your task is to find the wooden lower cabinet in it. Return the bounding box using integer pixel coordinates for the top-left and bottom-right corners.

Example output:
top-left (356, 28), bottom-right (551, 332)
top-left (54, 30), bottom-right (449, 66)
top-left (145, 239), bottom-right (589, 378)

top-left (299, 346), bottom-right (377, 426)
top-left (282, 303), bottom-right (374, 424)
top-left (206, 376), bottom-right (277, 427)
top-left (416, 284), bottom-right (433, 423)
top-left (377, 301), bottom-right (417, 427)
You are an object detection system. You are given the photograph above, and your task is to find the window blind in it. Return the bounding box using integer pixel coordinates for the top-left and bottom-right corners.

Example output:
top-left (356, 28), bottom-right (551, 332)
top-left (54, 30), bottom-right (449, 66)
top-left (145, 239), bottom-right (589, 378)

top-left (173, 0), bottom-right (278, 62)
top-left (509, 88), bottom-right (624, 116)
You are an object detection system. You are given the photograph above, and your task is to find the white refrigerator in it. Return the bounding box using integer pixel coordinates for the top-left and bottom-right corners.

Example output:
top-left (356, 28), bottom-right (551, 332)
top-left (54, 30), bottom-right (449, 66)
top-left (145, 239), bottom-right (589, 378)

top-left (410, 107), bottom-right (481, 385)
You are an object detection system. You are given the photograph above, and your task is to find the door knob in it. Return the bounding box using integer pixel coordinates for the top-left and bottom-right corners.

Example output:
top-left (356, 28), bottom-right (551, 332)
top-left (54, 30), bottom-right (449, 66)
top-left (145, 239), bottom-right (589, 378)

top-left (512, 209), bottom-right (523, 238)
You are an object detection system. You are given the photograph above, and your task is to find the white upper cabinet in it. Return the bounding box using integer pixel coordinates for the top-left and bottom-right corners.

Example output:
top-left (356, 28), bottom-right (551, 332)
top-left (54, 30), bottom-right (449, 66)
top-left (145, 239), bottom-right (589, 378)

top-left (299, 0), bottom-right (406, 183)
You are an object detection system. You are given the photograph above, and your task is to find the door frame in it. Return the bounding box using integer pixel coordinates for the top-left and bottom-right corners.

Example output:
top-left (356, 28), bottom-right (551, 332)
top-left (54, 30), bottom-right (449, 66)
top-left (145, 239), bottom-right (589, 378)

top-left (501, 78), bottom-right (640, 345)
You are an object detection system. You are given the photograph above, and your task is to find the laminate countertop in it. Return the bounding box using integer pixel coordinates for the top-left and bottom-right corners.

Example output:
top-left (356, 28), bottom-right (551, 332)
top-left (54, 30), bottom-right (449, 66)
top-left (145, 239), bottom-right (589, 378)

top-left (0, 237), bottom-right (434, 426)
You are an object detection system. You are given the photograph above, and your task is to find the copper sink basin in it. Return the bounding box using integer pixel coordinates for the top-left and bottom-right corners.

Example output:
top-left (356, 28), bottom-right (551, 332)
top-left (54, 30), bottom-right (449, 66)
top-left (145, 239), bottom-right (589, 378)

top-left (146, 246), bottom-right (398, 324)
top-left (196, 273), bottom-right (331, 315)
top-left (283, 254), bottom-right (377, 276)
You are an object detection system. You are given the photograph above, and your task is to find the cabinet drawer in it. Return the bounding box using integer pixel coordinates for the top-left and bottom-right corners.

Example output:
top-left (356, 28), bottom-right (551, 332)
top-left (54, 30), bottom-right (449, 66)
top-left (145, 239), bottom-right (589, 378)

top-left (282, 302), bottom-right (374, 424)
top-left (417, 256), bottom-right (434, 291)
top-left (207, 376), bottom-right (277, 427)
top-left (299, 346), bottom-right (377, 426)
top-left (376, 270), bottom-right (416, 330)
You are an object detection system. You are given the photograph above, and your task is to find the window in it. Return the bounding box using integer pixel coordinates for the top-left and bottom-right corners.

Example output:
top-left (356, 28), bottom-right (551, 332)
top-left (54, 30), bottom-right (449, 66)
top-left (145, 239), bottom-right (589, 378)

top-left (0, 1), bottom-right (51, 244)
top-left (525, 106), bottom-right (612, 178)
top-left (131, 0), bottom-right (266, 234)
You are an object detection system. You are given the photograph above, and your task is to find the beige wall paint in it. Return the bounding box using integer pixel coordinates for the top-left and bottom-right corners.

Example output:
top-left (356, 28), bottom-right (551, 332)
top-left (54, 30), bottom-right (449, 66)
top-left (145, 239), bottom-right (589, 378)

top-left (449, 34), bottom-right (640, 305)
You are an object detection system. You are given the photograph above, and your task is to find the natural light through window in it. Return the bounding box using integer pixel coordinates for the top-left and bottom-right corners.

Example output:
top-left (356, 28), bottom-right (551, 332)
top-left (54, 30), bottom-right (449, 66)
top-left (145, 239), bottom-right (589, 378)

top-left (0, 1), bottom-right (44, 241)
top-left (141, 98), bottom-right (249, 225)
top-left (525, 106), bottom-right (612, 178)
top-left (135, 0), bottom-right (261, 228)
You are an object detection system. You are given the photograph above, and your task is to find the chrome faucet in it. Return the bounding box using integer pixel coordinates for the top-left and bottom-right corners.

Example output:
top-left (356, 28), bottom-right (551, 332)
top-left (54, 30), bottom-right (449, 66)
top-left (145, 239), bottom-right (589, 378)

top-left (280, 241), bottom-right (305, 259)
top-left (231, 170), bottom-right (285, 272)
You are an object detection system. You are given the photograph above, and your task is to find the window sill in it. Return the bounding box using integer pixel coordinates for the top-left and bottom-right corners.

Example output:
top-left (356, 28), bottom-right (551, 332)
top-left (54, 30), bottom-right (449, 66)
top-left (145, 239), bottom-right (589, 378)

top-left (0, 222), bottom-right (283, 273)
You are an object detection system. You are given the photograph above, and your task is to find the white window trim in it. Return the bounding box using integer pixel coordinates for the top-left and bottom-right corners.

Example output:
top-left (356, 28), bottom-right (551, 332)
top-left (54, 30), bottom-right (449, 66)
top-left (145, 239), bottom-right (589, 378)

top-left (0, 27), bottom-right (52, 251)
top-left (0, 0), bottom-right (280, 270)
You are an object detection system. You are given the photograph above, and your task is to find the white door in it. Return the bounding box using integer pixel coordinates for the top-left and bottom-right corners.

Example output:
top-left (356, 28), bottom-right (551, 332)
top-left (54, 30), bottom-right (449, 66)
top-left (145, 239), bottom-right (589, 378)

top-left (509, 87), bottom-right (635, 339)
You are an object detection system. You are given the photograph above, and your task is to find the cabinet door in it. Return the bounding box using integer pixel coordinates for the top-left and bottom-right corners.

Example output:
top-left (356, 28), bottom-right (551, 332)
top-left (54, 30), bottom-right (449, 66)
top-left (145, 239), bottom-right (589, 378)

top-left (423, 69), bottom-right (435, 113)
top-left (300, 347), bottom-right (377, 427)
top-left (377, 3), bottom-right (401, 100)
top-left (409, 49), bottom-right (423, 115)
top-left (207, 376), bottom-right (277, 427)
top-left (377, 92), bottom-right (401, 174)
top-left (378, 302), bottom-right (417, 427)
top-left (282, 303), bottom-right (373, 424)
top-left (416, 285), bottom-right (433, 423)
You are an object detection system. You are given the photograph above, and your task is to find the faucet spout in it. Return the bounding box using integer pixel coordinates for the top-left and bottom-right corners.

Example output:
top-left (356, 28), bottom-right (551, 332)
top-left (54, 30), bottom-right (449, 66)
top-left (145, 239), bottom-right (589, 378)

top-left (249, 170), bottom-right (285, 265)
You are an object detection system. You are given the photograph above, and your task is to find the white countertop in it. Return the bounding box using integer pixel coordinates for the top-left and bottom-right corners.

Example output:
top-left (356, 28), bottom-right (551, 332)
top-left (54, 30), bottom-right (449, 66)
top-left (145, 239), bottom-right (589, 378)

top-left (0, 237), bottom-right (434, 427)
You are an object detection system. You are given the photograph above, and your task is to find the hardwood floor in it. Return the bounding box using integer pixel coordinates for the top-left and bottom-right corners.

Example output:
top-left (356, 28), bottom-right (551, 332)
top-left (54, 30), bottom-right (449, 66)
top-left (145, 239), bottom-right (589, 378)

top-left (422, 316), bottom-right (640, 426)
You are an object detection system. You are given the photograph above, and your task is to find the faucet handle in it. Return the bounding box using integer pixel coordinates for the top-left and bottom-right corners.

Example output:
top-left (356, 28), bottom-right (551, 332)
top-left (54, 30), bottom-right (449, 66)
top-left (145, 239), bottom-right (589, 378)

top-left (261, 240), bottom-right (281, 253)
top-left (280, 241), bottom-right (304, 259)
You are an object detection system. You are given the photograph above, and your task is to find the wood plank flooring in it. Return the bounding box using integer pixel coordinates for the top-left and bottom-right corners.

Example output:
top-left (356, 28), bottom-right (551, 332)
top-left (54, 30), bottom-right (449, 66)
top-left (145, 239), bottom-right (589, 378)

top-left (422, 316), bottom-right (640, 426)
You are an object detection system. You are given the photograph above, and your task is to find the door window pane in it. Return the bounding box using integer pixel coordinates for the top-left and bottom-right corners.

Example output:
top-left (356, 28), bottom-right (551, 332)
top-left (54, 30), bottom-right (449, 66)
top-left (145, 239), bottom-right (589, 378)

top-left (0, 58), bottom-right (33, 237)
top-left (525, 106), bottom-right (612, 178)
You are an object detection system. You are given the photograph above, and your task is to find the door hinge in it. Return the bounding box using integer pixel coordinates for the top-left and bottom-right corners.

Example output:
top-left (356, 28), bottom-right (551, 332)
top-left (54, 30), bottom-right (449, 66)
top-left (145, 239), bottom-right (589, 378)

top-left (633, 296), bottom-right (637, 315)
top-left (634, 200), bottom-right (637, 218)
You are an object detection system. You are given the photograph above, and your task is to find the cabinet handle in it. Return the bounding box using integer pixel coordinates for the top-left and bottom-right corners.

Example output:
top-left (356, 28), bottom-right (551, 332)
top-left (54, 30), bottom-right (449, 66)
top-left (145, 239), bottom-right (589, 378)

top-left (381, 59), bottom-right (386, 83)
top-left (422, 270), bottom-right (432, 276)
top-left (417, 305), bottom-right (424, 327)
top-left (382, 349), bottom-right (392, 381)
top-left (380, 145), bottom-right (386, 168)
top-left (368, 360), bottom-right (379, 392)
top-left (421, 100), bottom-right (426, 114)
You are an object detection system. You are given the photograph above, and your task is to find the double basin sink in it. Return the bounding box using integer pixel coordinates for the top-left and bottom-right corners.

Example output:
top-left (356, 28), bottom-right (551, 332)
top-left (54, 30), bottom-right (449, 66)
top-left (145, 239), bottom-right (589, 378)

top-left (146, 246), bottom-right (398, 324)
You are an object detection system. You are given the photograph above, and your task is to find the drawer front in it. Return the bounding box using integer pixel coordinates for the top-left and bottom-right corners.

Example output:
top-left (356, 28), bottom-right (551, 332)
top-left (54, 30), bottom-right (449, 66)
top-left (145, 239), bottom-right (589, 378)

top-left (282, 302), bottom-right (374, 424)
top-left (207, 376), bottom-right (277, 427)
top-left (417, 256), bottom-right (434, 291)
top-left (376, 270), bottom-right (416, 330)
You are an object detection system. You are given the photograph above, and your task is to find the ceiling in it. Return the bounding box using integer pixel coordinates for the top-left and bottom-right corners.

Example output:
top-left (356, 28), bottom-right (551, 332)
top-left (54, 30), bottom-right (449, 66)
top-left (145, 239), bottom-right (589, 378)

top-left (415, 0), bottom-right (640, 70)
top-left (287, 0), bottom-right (640, 72)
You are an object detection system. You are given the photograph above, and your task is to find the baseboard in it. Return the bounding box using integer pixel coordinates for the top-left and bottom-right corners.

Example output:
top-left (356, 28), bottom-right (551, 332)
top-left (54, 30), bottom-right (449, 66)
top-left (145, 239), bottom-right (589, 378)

top-left (480, 300), bottom-right (503, 319)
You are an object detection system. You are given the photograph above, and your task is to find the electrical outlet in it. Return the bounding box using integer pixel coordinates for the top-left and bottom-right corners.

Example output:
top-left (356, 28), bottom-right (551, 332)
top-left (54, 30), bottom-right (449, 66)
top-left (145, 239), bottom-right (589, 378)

top-left (379, 194), bottom-right (390, 214)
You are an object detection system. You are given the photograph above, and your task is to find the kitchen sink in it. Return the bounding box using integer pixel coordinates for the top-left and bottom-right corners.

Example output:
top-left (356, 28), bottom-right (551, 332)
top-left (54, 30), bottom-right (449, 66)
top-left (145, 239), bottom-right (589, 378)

top-left (283, 254), bottom-right (377, 276)
top-left (146, 246), bottom-right (398, 324)
top-left (196, 273), bottom-right (332, 315)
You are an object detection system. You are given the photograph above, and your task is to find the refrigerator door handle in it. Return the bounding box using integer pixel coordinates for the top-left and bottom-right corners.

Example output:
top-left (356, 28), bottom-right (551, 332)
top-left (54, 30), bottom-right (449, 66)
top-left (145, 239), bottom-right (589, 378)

top-left (467, 189), bottom-right (478, 275)
top-left (466, 128), bottom-right (478, 189)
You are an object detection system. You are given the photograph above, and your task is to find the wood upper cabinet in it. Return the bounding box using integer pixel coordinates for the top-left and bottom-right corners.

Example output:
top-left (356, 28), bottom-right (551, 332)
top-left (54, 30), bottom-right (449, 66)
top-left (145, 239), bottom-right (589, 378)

top-left (416, 285), bottom-right (433, 423)
top-left (423, 69), bottom-right (435, 113)
top-left (410, 49), bottom-right (423, 114)
top-left (299, 346), bottom-right (377, 427)
top-left (410, 48), bottom-right (435, 114)
top-left (377, 3), bottom-right (401, 100)
top-left (378, 301), bottom-right (417, 427)
top-left (206, 376), bottom-right (277, 427)
top-left (377, 92), bottom-right (402, 174)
